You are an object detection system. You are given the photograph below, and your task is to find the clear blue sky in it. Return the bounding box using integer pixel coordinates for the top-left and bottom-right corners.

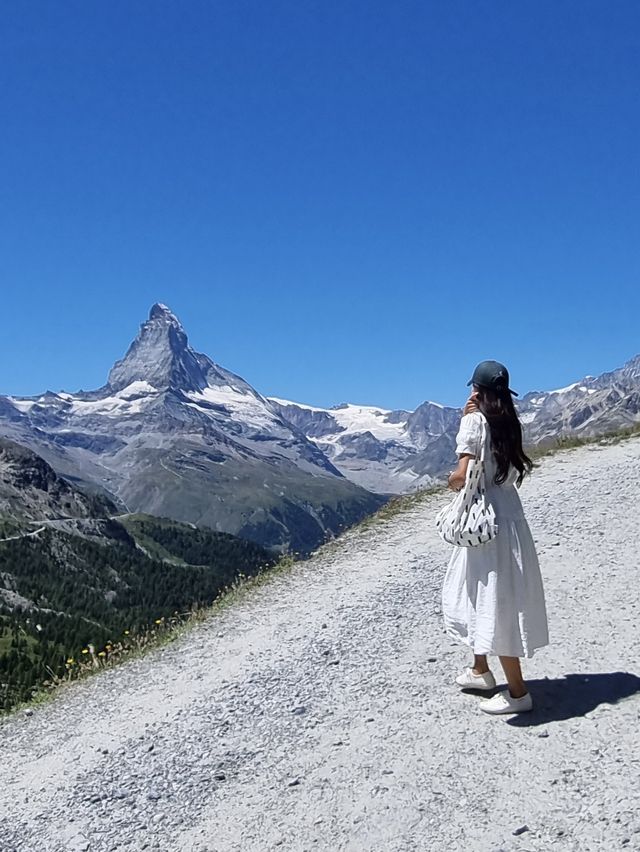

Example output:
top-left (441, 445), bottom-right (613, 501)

top-left (2, 1), bottom-right (639, 410)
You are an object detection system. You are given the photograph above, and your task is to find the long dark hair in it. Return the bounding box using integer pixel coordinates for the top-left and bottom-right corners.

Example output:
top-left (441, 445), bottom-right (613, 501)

top-left (475, 385), bottom-right (533, 487)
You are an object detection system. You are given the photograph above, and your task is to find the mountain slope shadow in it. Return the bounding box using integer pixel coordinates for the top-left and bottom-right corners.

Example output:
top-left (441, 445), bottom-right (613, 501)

top-left (506, 671), bottom-right (640, 727)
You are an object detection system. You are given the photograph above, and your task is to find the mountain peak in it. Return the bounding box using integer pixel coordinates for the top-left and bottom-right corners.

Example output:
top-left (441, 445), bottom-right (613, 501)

top-left (107, 304), bottom-right (208, 393)
top-left (149, 302), bottom-right (181, 324)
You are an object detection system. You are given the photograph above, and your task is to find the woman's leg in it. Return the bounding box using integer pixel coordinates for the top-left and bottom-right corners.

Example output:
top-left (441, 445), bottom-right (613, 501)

top-left (498, 656), bottom-right (527, 698)
top-left (472, 654), bottom-right (490, 675)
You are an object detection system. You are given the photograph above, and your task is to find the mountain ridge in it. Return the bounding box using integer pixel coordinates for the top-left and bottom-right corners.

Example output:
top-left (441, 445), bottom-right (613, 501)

top-left (270, 347), bottom-right (640, 491)
top-left (2, 302), bottom-right (639, 511)
top-left (0, 305), bottom-right (384, 553)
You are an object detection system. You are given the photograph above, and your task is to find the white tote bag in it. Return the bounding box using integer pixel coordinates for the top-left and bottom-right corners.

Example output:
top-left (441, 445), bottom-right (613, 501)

top-left (435, 414), bottom-right (498, 547)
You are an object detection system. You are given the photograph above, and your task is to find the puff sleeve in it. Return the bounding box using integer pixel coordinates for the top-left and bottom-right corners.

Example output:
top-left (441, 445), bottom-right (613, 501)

top-left (455, 412), bottom-right (483, 457)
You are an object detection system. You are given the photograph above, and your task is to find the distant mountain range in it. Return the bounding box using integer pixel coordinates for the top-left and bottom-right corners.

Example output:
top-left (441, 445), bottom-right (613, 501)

top-left (517, 356), bottom-right (640, 442)
top-left (1, 303), bottom-right (639, 549)
top-left (268, 397), bottom-right (461, 494)
top-left (269, 351), bottom-right (640, 492)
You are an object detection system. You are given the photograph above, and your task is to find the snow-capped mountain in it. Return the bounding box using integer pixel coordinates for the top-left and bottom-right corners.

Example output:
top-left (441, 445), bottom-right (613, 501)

top-left (268, 398), bottom-right (461, 494)
top-left (271, 351), bottom-right (640, 493)
top-left (0, 305), bottom-right (383, 553)
top-left (519, 353), bottom-right (640, 443)
top-left (2, 301), bottom-right (638, 540)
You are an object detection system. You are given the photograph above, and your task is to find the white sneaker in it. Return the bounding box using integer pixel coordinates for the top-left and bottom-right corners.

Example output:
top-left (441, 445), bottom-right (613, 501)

top-left (479, 690), bottom-right (533, 715)
top-left (455, 667), bottom-right (496, 691)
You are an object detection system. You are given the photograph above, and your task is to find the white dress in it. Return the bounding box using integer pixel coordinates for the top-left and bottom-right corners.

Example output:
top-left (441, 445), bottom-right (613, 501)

top-left (441, 412), bottom-right (549, 658)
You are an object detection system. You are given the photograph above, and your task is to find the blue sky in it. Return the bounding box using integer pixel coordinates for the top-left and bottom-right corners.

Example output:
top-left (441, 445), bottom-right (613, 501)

top-left (2, 1), bottom-right (639, 409)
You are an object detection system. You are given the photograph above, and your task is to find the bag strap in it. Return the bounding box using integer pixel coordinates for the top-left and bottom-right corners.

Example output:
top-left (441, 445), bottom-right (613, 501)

top-left (478, 413), bottom-right (488, 463)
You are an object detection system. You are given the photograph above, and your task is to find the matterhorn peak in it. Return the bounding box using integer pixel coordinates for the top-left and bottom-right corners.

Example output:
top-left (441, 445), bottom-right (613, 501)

top-left (107, 303), bottom-right (208, 393)
top-left (149, 302), bottom-right (181, 323)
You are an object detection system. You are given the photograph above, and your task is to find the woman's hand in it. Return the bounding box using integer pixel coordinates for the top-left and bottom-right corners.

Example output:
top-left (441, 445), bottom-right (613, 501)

top-left (447, 455), bottom-right (473, 491)
top-left (463, 391), bottom-right (479, 415)
top-left (447, 471), bottom-right (461, 491)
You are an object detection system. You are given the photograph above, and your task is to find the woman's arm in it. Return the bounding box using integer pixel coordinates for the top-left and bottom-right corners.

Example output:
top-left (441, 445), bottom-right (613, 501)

top-left (448, 393), bottom-right (481, 489)
top-left (447, 454), bottom-right (474, 491)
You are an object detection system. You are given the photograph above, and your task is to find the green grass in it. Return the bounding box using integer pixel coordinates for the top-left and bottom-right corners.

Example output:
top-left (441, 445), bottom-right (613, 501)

top-left (119, 515), bottom-right (191, 565)
top-left (0, 624), bottom-right (39, 658)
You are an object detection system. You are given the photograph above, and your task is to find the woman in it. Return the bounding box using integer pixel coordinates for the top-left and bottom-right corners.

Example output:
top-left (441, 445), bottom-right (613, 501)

top-left (442, 360), bottom-right (549, 714)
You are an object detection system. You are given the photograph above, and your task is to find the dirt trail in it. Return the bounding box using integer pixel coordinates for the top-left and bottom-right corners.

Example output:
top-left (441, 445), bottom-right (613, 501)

top-left (0, 526), bottom-right (45, 543)
top-left (1, 438), bottom-right (639, 852)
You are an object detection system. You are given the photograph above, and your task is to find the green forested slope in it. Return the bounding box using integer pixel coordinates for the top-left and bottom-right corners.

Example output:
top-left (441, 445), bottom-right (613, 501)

top-left (0, 517), bottom-right (275, 711)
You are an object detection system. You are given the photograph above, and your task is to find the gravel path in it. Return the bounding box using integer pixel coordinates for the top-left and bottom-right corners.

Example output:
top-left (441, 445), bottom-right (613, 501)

top-left (1, 438), bottom-right (640, 852)
top-left (0, 525), bottom-right (45, 542)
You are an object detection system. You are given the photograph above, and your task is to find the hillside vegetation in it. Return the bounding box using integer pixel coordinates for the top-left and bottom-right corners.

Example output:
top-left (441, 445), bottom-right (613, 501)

top-left (0, 516), bottom-right (275, 712)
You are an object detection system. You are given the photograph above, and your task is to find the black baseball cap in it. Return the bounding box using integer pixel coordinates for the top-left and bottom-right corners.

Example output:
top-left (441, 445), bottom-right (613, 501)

top-left (467, 360), bottom-right (518, 396)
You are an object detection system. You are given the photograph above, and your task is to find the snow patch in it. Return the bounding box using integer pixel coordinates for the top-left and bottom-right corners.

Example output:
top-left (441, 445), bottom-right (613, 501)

top-left (68, 382), bottom-right (159, 417)
top-left (268, 396), bottom-right (327, 412)
top-left (118, 381), bottom-right (159, 399)
top-left (549, 382), bottom-right (587, 395)
top-left (7, 398), bottom-right (36, 413)
top-left (186, 386), bottom-right (282, 432)
top-left (270, 397), bottom-right (413, 444)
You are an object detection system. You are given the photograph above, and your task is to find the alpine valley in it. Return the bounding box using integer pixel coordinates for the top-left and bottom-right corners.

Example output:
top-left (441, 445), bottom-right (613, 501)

top-left (0, 437), bottom-right (276, 710)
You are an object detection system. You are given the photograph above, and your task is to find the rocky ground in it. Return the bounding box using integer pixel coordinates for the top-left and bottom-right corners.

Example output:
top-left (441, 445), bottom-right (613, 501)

top-left (1, 437), bottom-right (639, 852)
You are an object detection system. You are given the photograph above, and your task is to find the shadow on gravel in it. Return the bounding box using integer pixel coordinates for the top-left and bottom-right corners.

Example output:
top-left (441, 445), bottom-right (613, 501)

top-left (507, 672), bottom-right (640, 727)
